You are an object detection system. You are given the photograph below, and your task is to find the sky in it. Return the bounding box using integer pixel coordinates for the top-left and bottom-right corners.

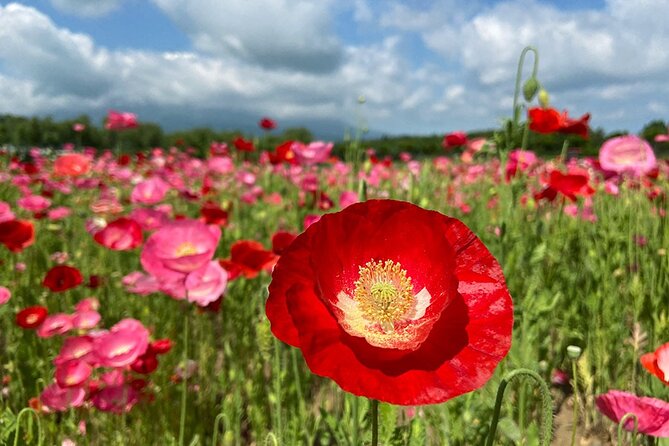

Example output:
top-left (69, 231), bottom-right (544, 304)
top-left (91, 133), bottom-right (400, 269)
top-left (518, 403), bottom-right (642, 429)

top-left (0, 0), bottom-right (667, 138)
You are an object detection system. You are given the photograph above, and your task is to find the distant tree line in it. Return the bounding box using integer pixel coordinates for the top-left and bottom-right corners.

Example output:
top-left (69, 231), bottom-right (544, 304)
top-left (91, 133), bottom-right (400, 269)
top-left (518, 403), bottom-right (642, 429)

top-left (0, 113), bottom-right (667, 159)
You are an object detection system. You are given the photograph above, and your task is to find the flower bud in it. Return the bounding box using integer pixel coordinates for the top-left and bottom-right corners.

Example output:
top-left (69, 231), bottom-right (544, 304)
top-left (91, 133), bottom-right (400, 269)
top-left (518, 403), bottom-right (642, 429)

top-left (538, 89), bottom-right (550, 108)
top-left (566, 345), bottom-right (582, 360)
top-left (522, 77), bottom-right (540, 102)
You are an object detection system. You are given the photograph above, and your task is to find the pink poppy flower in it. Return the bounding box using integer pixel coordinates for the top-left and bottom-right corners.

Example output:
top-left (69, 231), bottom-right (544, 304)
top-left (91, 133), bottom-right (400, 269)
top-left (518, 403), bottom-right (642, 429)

top-left (141, 219), bottom-right (221, 281)
top-left (37, 314), bottom-right (74, 338)
top-left (105, 110), bottom-right (138, 131)
top-left (599, 135), bottom-right (657, 177)
top-left (291, 141), bottom-right (333, 165)
top-left (47, 207), bottom-right (71, 220)
top-left (129, 207), bottom-right (170, 231)
top-left (92, 384), bottom-right (139, 413)
top-left (40, 383), bottom-right (86, 412)
top-left (55, 360), bottom-right (92, 388)
top-left (74, 298), bottom-right (99, 313)
top-left (131, 177), bottom-right (170, 205)
top-left (122, 271), bottom-right (161, 295)
top-left (304, 214), bottom-right (321, 229)
top-left (54, 336), bottom-right (95, 366)
top-left (0, 286), bottom-right (10, 305)
top-left (17, 195), bottom-right (51, 213)
top-left (162, 261), bottom-right (228, 307)
top-left (596, 390), bottom-right (669, 437)
top-left (0, 201), bottom-right (15, 223)
top-left (93, 217), bottom-right (143, 251)
top-left (72, 123), bottom-right (86, 132)
top-left (654, 127), bottom-right (669, 142)
top-left (72, 310), bottom-right (101, 330)
top-left (207, 156), bottom-right (234, 174)
top-left (94, 319), bottom-right (149, 368)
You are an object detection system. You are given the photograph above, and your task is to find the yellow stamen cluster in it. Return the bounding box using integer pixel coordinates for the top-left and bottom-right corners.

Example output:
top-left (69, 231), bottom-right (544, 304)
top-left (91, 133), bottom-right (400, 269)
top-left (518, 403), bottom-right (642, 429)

top-left (354, 260), bottom-right (414, 331)
top-left (175, 242), bottom-right (198, 257)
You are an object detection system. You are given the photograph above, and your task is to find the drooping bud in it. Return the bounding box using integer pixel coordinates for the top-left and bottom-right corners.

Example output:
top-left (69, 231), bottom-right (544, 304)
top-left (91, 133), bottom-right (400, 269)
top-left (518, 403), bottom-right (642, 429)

top-left (523, 77), bottom-right (540, 102)
top-left (538, 89), bottom-right (550, 108)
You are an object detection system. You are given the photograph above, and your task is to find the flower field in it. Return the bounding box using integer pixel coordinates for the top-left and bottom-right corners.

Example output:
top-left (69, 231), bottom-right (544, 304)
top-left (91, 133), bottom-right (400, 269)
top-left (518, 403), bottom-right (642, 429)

top-left (1, 79), bottom-right (669, 446)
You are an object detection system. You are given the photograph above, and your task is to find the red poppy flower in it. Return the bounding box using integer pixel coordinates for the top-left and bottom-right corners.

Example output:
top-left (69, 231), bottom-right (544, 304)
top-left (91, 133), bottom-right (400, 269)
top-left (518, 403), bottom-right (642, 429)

top-left (641, 342), bottom-right (669, 385)
top-left (0, 219), bottom-right (35, 253)
top-left (271, 231), bottom-right (297, 255)
top-left (200, 202), bottom-right (229, 226)
top-left (54, 153), bottom-right (91, 177)
top-left (259, 117), bottom-right (277, 131)
top-left (16, 305), bottom-right (48, 329)
top-left (535, 170), bottom-right (594, 202)
top-left (219, 240), bottom-right (278, 281)
top-left (150, 338), bottom-right (173, 355)
top-left (269, 140), bottom-right (298, 165)
top-left (233, 136), bottom-right (255, 152)
top-left (43, 265), bottom-right (84, 292)
top-left (93, 217), bottom-right (143, 251)
top-left (266, 199), bottom-right (513, 405)
top-left (528, 107), bottom-right (590, 138)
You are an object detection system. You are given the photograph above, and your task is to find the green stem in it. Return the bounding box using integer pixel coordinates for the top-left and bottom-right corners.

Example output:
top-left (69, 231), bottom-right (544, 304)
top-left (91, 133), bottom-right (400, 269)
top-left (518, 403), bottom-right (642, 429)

top-left (178, 309), bottom-right (190, 446)
top-left (570, 359), bottom-right (579, 446)
top-left (617, 413), bottom-right (638, 446)
top-left (13, 408), bottom-right (43, 446)
top-left (512, 46), bottom-right (539, 127)
top-left (485, 368), bottom-right (553, 446)
top-left (370, 399), bottom-right (379, 446)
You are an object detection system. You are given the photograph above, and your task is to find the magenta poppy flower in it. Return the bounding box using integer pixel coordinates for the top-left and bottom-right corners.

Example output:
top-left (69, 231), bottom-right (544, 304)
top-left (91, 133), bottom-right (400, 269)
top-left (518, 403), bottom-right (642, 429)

top-left (105, 110), bottom-right (138, 131)
top-left (47, 207), bottom-right (71, 220)
top-left (17, 195), bottom-right (51, 213)
top-left (55, 360), bottom-right (92, 388)
top-left (94, 319), bottom-right (149, 368)
top-left (40, 382), bottom-right (86, 412)
top-left (92, 384), bottom-right (139, 413)
top-left (141, 219), bottom-right (221, 281)
top-left (123, 271), bottom-right (161, 295)
top-left (291, 141), bottom-right (333, 165)
top-left (131, 177), bottom-right (171, 205)
top-left (93, 217), bottom-right (143, 251)
top-left (596, 390), bottom-right (669, 437)
top-left (54, 336), bottom-right (95, 366)
top-left (599, 135), bottom-right (657, 177)
top-left (72, 310), bottom-right (101, 330)
top-left (37, 313), bottom-right (74, 338)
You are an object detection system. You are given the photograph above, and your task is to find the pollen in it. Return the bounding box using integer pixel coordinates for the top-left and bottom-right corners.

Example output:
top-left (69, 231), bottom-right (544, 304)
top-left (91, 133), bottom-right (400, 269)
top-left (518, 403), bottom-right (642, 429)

top-left (175, 242), bottom-right (198, 257)
top-left (354, 260), bottom-right (414, 331)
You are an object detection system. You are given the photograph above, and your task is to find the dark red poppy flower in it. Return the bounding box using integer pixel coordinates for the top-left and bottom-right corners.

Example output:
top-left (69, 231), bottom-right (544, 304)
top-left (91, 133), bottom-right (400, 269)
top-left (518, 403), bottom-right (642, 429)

top-left (233, 136), bottom-right (255, 152)
top-left (131, 352), bottom-right (159, 374)
top-left (442, 132), bottom-right (468, 150)
top-left (43, 265), bottom-right (84, 292)
top-left (528, 107), bottom-right (590, 138)
top-left (150, 338), bottom-right (173, 355)
top-left (266, 199), bottom-right (513, 405)
top-left (0, 220), bottom-right (35, 253)
top-left (259, 117), bottom-right (277, 131)
top-left (219, 240), bottom-right (278, 281)
top-left (16, 305), bottom-right (48, 329)
top-left (200, 202), bottom-right (229, 226)
top-left (641, 342), bottom-right (669, 385)
top-left (271, 231), bottom-right (297, 255)
top-left (93, 217), bottom-right (143, 251)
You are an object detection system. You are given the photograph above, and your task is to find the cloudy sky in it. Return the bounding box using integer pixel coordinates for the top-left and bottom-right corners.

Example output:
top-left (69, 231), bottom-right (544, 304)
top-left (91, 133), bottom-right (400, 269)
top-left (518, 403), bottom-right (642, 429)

top-left (0, 0), bottom-right (667, 137)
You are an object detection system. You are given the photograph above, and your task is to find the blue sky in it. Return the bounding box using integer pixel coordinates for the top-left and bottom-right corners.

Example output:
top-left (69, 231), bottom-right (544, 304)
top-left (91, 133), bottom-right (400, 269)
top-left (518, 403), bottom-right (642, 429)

top-left (0, 0), bottom-right (666, 137)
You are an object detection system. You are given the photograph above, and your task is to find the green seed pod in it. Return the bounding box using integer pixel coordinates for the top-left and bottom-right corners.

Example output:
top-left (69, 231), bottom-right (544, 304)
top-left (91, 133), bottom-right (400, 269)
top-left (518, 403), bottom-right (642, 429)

top-left (566, 345), bottom-right (582, 360)
top-left (522, 77), bottom-right (540, 102)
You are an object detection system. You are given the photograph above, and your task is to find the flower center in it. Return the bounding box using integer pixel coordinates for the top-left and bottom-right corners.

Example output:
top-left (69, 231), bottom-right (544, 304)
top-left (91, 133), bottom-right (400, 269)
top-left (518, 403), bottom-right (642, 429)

top-left (175, 242), bottom-right (198, 257)
top-left (354, 260), bottom-right (414, 332)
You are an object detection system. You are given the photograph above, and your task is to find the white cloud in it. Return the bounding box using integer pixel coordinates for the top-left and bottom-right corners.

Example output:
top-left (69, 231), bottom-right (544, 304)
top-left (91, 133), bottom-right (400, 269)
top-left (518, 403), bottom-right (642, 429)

top-left (49, 0), bottom-right (124, 17)
top-left (150, 0), bottom-right (343, 73)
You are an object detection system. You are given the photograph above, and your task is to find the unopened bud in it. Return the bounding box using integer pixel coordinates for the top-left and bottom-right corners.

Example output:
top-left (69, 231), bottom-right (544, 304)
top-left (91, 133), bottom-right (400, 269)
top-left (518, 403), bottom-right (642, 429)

top-left (538, 89), bottom-right (550, 108)
top-left (566, 345), bottom-right (582, 360)
top-left (522, 77), bottom-right (540, 102)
